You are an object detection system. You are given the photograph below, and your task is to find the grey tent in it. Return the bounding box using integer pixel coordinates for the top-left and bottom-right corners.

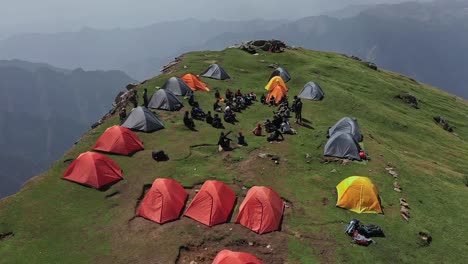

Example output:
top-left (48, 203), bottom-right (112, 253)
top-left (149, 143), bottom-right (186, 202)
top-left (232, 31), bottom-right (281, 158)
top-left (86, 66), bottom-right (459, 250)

top-left (324, 133), bottom-right (362, 160)
top-left (148, 89), bottom-right (184, 111)
top-left (122, 106), bottom-right (164, 132)
top-left (298, 82), bottom-right (324, 101)
top-left (200, 64), bottom-right (231, 80)
top-left (328, 117), bottom-right (363, 142)
top-left (269, 67), bottom-right (291, 83)
top-left (161, 77), bottom-right (193, 96)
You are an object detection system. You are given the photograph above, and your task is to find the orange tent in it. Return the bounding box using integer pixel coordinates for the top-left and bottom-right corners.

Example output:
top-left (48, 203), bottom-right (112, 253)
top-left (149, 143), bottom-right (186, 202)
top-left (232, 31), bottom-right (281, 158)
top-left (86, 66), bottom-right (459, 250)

top-left (212, 249), bottom-right (263, 264)
top-left (266, 84), bottom-right (287, 104)
top-left (181, 73), bottom-right (210, 92)
top-left (137, 178), bottom-right (188, 224)
top-left (93, 125), bottom-right (144, 155)
top-left (236, 186), bottom-right (284, 234)
top-left (265, 76), bottom-right (287, 91)
top-left (184, 180), bottom-right (236, 226)
top-left (62, 151), bottom-right (122, 188)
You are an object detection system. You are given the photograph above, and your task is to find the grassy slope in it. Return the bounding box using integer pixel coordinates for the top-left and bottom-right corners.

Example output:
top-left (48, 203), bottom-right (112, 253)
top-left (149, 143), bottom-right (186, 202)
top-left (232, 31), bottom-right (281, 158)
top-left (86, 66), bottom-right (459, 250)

top-left (1, 48), bottom-right (467, 264)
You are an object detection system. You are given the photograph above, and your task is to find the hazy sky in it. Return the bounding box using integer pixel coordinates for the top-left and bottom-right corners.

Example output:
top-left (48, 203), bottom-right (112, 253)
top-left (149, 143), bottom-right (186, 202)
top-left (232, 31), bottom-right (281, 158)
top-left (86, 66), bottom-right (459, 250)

top-left (0, 0), bottom-right (430, 34)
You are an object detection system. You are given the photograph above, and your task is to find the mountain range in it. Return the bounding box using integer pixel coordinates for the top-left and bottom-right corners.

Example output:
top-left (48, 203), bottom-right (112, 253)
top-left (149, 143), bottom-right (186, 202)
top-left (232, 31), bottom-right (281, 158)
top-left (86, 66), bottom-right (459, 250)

top-left (0, 60), bottom-right (134, 197)
top-left (0, 1), bottom-right (466, 99)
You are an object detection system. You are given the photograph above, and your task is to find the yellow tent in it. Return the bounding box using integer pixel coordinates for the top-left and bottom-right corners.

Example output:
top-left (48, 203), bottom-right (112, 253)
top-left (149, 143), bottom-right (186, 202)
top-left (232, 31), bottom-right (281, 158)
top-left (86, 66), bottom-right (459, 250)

top-left (265, 76), bottom-right (287, 91)
top-left (336, 176), bottom-right (383, 214)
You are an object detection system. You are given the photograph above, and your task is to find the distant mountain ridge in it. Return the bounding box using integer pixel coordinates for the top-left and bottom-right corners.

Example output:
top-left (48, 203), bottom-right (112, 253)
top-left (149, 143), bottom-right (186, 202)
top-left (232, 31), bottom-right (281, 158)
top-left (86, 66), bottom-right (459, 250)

top-left (0, 1), bottom-right (467, 98)
top-left (0, 60), bottom-right (134, 198)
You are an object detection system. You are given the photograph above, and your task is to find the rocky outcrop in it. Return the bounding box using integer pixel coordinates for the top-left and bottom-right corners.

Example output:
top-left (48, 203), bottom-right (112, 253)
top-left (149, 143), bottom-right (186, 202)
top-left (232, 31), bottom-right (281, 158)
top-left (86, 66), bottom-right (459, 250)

top-left (237, 40), bottom-right (288, 54)
top-left (395, 92), bottom-right (419, 108)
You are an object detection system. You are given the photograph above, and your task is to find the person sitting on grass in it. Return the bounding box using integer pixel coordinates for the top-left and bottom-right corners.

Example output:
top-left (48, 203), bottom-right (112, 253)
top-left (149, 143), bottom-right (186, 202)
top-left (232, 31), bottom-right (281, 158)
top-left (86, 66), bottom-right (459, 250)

top-left (225, 89), bottom-right (233, 101)
top-left (218, 132), bottom-right (232, 151)
top-left (249, 91), bottom-right (257, 101)
top-left (212, 114), bottom-right (224, 129)
top-left (260, 94), bottom-right (266, 104)
top-left (267, 128), bottom-right (284, 142)
top-left (213, 100), bottom-right (222, 112)
top-left (237, 131), bottom-right (248, 146)
top-left (252, 123), bottom-right (263, 136)
top-left (264, 119), bottom-right (275, 133)
top-left (280, 118), bottom-right (297, 135)
top-left (205, 111), bottom-right (213, 125)
top-left (183, 111), bottom-right (195, 130)
top-left (191, 103), bottom-right (206, 120)
top-left (235, 89), bottom-right (243, 98)
top-left (269, 96), bottom-right (276, 106)
top-left (188, 93), bottom-right (197, 107)
top-left (224, 109), bottom-right (237, 124)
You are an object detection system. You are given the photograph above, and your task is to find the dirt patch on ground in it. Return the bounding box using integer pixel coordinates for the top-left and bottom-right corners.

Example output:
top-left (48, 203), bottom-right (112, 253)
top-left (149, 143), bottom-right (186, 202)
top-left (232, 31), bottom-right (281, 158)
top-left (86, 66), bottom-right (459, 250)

top-left (232, 149), bottom-right (283, 185)
top-left (175, 223), bottom-right (287, 264)
top-left (0, 232), bottom-right (13, 241)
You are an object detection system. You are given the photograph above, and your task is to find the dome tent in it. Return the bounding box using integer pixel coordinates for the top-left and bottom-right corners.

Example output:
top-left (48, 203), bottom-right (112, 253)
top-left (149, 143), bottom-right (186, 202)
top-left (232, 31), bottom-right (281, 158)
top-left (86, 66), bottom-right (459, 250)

top-left (212, 249), bottom-right (263, 264)
top-left (328, 117), bottom-right (363, 142)
top-left (184, 180), bottom-right (236, 226)
top-left (269, 67), bottom-right (291, 83)
top-left (62, 151), bottom-right (123, 189)
top-left (137, 178), bottom-right (188, 224)
top-left (181, 73), bottom-right (210, 91)
top-left (324, 133), bottom-right (362, 160)
top-left (148, 89), bottom-right (184, 111)
top-left (236, 186), bottom-right (284, 234)
top-left (200, 64), bottom-right (231, 80)
top-left (93, 125), bottom-right (144, 155)
top-left (161, 77), bottom-right (193, 96)
top-left (336, 176), bottom-right (382, 214)
top-left (122, 106), bottom-right (165, 132)
top-left (298, 82), bottom-right (324, 101)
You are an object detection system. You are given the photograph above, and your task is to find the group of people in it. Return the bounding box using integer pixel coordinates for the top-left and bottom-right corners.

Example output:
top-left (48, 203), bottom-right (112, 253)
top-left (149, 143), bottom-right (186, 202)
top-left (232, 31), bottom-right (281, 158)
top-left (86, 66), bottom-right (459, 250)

top-left (217, 131), bottom-right (248, 151)
top-left (182, 87), bottom-right (306, 151)
top-left (184, 88), bottom-right (258, 131)
top-left (250, 94), bottom-right (303, 142)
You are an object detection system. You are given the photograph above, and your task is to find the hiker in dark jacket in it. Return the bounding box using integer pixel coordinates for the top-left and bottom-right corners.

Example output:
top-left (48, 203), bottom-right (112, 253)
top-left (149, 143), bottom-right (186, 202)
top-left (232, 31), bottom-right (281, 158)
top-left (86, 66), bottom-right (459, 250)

top-left (205, 111), bottom-right (213, 124)
top-left (269, 96), bottom-right (276, 106)
top-left (143, 88), bottom-right (149, 108)
top-left (295, 98), bottom-right (303, 124)
top-left (212, 114), bottom-right (224, 129)
top-left (188, 94), bottom-right (196, 107)
top-left (119, 107), bottom-right (127, 123)
top-left (183, 111), bottom-right (195, 130)
top-left (267, 128), bottom-right (284, 142)
top-left (291, 96), bottom-right (298, 112)
top-left (213, 100), bottom-right (222, 112)
top-left (218, 132), bottom-right (232, 151)
top-left (260, 94), bottom-right (267, 104)
top-left (130, 90), bottom-right (138, 108)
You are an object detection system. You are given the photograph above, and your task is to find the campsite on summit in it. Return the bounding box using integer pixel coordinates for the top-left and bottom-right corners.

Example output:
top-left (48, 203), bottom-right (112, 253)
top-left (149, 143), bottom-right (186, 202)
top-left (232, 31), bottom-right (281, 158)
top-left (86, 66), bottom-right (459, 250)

top-left (1, 38), bottom-right (468, 263)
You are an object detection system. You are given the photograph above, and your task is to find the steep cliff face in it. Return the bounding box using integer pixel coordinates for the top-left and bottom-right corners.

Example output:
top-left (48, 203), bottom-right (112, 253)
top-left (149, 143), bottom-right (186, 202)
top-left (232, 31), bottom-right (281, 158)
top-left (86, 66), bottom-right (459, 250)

top-left (0, 61), bottom-right (135, 197)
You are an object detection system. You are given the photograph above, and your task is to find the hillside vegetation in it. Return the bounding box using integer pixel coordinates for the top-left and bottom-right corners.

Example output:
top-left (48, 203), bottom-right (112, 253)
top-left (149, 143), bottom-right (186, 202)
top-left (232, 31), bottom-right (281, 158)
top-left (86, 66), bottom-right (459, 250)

top-left (0, 47), bottom-right (467, 264)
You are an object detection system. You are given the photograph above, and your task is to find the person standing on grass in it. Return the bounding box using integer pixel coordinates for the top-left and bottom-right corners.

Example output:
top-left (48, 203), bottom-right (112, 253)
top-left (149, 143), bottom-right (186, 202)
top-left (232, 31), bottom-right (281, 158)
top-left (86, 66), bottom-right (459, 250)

top-left (295, 98), bottom-right (303, 124)
top-left (143, 88), bottom-right (149, 108)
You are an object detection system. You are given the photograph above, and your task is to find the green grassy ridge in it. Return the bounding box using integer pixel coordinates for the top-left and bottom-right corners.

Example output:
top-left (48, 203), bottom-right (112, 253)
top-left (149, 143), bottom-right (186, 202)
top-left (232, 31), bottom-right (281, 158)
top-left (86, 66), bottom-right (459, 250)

top-left (1, 47), bottom-right (467, 264)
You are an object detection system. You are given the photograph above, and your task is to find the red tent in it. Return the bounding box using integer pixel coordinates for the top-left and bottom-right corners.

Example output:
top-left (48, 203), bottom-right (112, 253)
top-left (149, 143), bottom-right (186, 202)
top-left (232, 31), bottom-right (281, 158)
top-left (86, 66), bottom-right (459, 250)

top-left (212, 249), bottom-right (263, 264)
top-left (184, 180), bottom-right (236, 226)
top-left (236, 186), bottom-right (284, 234)
top-left (181, 73), bottom-right (210, 92)
top-left (93, 125), bottom-right (144, 155)
top-left (137, 178), bottom-right (188, 224)
top-left (62, 151), bottom-right (123, 188)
